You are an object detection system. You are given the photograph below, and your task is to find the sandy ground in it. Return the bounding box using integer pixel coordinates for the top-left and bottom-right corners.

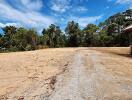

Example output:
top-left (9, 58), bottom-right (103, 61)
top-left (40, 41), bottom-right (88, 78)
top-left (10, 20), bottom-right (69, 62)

top-left (0, 48), bottom-right (75, 100)
top-left (0, 47), bottom-right (132, 100)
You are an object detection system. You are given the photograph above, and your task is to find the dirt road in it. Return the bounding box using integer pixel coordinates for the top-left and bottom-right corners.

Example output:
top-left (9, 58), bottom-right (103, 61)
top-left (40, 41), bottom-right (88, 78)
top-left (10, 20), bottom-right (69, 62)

top-left (48, 49), bottom-right (132, 100)
top-left (0, 48), bottom-right (132, 100)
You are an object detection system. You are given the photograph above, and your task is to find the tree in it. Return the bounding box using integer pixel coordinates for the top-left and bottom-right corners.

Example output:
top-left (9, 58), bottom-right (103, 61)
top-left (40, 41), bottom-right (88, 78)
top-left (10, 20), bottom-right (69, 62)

top-left (107, 23), bottom-right (118, 36)
top-left (26, 29), bottom-right (38, 47)
top-left (11, 28), bottom-right (27, 51)
top-left (0, 9), bottom-right (132, 52)
top-left (42, 28), bottom-right (47, 36)
top-left (124, 21), bottom-right (132, 27)
top-left (0, 34), bottom-right (3, 49)
top-left (12, 28), bottom-right (38, 51)
top-left (0, 34), bottom-right (2, 38)
top-left (1, 26), bottom-right (17, 49)
top-left (2, 26), bottom-right (17, 36)
top-left (83, 24), bottom-right (99, 46)
top-left (65, 21), bottom-right (81, 47)
top-left (99, 33), bottom-right (113, 46)
top-left (42, 24), bottom-right (65, 47)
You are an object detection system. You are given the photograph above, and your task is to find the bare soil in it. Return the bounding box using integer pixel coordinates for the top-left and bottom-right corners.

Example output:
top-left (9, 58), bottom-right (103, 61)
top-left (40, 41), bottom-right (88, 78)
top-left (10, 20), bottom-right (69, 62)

top-left (0, 47), bottom-right (132, 100)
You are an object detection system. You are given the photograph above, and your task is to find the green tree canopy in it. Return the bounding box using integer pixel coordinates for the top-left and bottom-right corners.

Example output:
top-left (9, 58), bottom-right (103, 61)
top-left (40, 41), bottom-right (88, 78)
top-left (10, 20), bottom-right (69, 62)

top-left (65, 21), bottom-right (81, 47)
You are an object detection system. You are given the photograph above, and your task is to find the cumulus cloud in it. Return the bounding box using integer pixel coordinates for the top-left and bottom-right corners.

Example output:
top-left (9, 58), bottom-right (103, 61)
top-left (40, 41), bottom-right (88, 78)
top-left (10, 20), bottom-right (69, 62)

top-left (20, 0), bottom-right (43, 11)
top-left (79, 16), bottom-right (102, 27)
top-left (50, 0), bottom-right (71, 13)
top-left (0, 22), bottom-right (18, 28)
top-left (0, 0), bottom-right (55, 32)
top-left (76, 7), bottom-right (88, 12)
top-left (116, 0), bottom-right (132, 4)
top-left (0, 0), bottom-right (103, 32)
top-left (50, 0), bottom-right (89, 13)
top-left (68, 15), bottom-right (102, 27)
top-left (116, 0), bottom-right (132, 8)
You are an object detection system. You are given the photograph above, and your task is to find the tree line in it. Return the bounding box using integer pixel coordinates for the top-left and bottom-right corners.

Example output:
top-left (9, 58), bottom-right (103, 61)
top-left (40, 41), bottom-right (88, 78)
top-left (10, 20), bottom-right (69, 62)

top-left (0, 9), bottom-right (132, 52)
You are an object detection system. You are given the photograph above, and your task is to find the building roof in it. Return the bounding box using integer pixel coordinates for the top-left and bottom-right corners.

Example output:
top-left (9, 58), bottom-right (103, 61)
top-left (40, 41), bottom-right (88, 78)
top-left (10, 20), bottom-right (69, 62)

top-left (123, 25), bottom-right (132, 32)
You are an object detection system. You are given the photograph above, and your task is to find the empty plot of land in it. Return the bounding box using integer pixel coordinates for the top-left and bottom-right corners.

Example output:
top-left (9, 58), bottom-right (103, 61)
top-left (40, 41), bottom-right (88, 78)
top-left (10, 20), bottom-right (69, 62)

top-left (0, 48), bottom-right (75, 100)
top-left (0, 48), bottom-right (132, 100)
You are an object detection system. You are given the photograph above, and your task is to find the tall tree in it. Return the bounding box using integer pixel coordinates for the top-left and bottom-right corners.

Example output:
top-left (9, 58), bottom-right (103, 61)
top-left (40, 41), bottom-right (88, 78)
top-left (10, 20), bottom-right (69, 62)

top-left (2, 26), bottom-right (17, 36)
top-left (107, 23), bottom-right (118, 36)
top-left (83, 24), bottom-right (99, 46)
top-left (42, 24), bottom-right (65, 47)
top-left (1, 26), bottom-right (17, 49)
top-left (12, 28), bottom-right (38, 51)
top-left (65, 21), bottom-right (81, 47)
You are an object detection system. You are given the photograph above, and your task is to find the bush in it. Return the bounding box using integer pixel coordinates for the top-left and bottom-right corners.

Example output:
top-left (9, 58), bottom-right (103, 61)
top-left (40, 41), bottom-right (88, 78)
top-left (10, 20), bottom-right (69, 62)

top-left (25, 45), bottom-right (33, 51)
top-left (37, 45), bottom-right (49, 49)
top-left (9, 46), bottom-right (19, 52)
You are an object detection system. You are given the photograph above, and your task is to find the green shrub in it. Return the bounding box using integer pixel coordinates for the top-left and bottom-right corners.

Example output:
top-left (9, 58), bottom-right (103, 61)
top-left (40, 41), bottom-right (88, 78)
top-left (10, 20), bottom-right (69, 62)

top-left (25, 45), bottom-right (33, 51)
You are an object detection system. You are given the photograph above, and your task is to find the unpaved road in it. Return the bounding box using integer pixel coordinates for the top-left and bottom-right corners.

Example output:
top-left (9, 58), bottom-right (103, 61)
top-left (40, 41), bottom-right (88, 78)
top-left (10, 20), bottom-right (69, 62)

top-left (48, 49), bottom-right (132, 100)
top-left (0, 48), bottom-right (132, 100)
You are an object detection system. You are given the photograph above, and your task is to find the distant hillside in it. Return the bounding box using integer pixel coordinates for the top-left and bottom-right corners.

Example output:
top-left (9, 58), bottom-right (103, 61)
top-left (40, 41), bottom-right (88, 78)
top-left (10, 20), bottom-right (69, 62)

top-left (98, 9), bottom-right (132, 35)
top-left (106, 9), bottom-right (132, 27)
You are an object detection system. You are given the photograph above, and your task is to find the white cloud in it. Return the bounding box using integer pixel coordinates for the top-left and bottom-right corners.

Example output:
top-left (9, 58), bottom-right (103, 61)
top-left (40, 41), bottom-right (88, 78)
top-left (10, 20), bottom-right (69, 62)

top-left (0, 22), bottom-right (19, 28)
top-left (20, 0), bottom-right (43, 11)
top-left (0, 0), bottom-right (55, 31)
top-left (116, 0), bottom-right (132, 4)
top-left (108, 0), bottom-right (132, 8)
top-left (78, 16), bottom-right (102, 27)
top-left (116, 0), bottom-right (132, 8)
top-left (69, 15), bottom-right (102, 27)
top-left (76, 7), bottom-right (88, 12)
top-left (50, 0), bottom-right (71, 13)
top-left (50, 0), bottom-right (88, 13)
top-left (0, 0), bottom-right (103, 32)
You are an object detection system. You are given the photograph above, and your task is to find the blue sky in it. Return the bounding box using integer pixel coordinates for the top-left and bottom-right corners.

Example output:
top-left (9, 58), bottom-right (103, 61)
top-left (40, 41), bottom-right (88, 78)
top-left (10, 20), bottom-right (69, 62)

top-left (0, 0), bottom-right (132, 33)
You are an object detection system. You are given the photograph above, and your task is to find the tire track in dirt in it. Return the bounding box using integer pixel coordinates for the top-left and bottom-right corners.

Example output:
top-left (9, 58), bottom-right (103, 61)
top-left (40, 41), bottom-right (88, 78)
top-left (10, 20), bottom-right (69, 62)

top-left (48, 50), bottom-right (98, 100)
top-left (0, 48), bottom-right (132, 100)
top-left (47, 49), bottom-right (132, 100)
